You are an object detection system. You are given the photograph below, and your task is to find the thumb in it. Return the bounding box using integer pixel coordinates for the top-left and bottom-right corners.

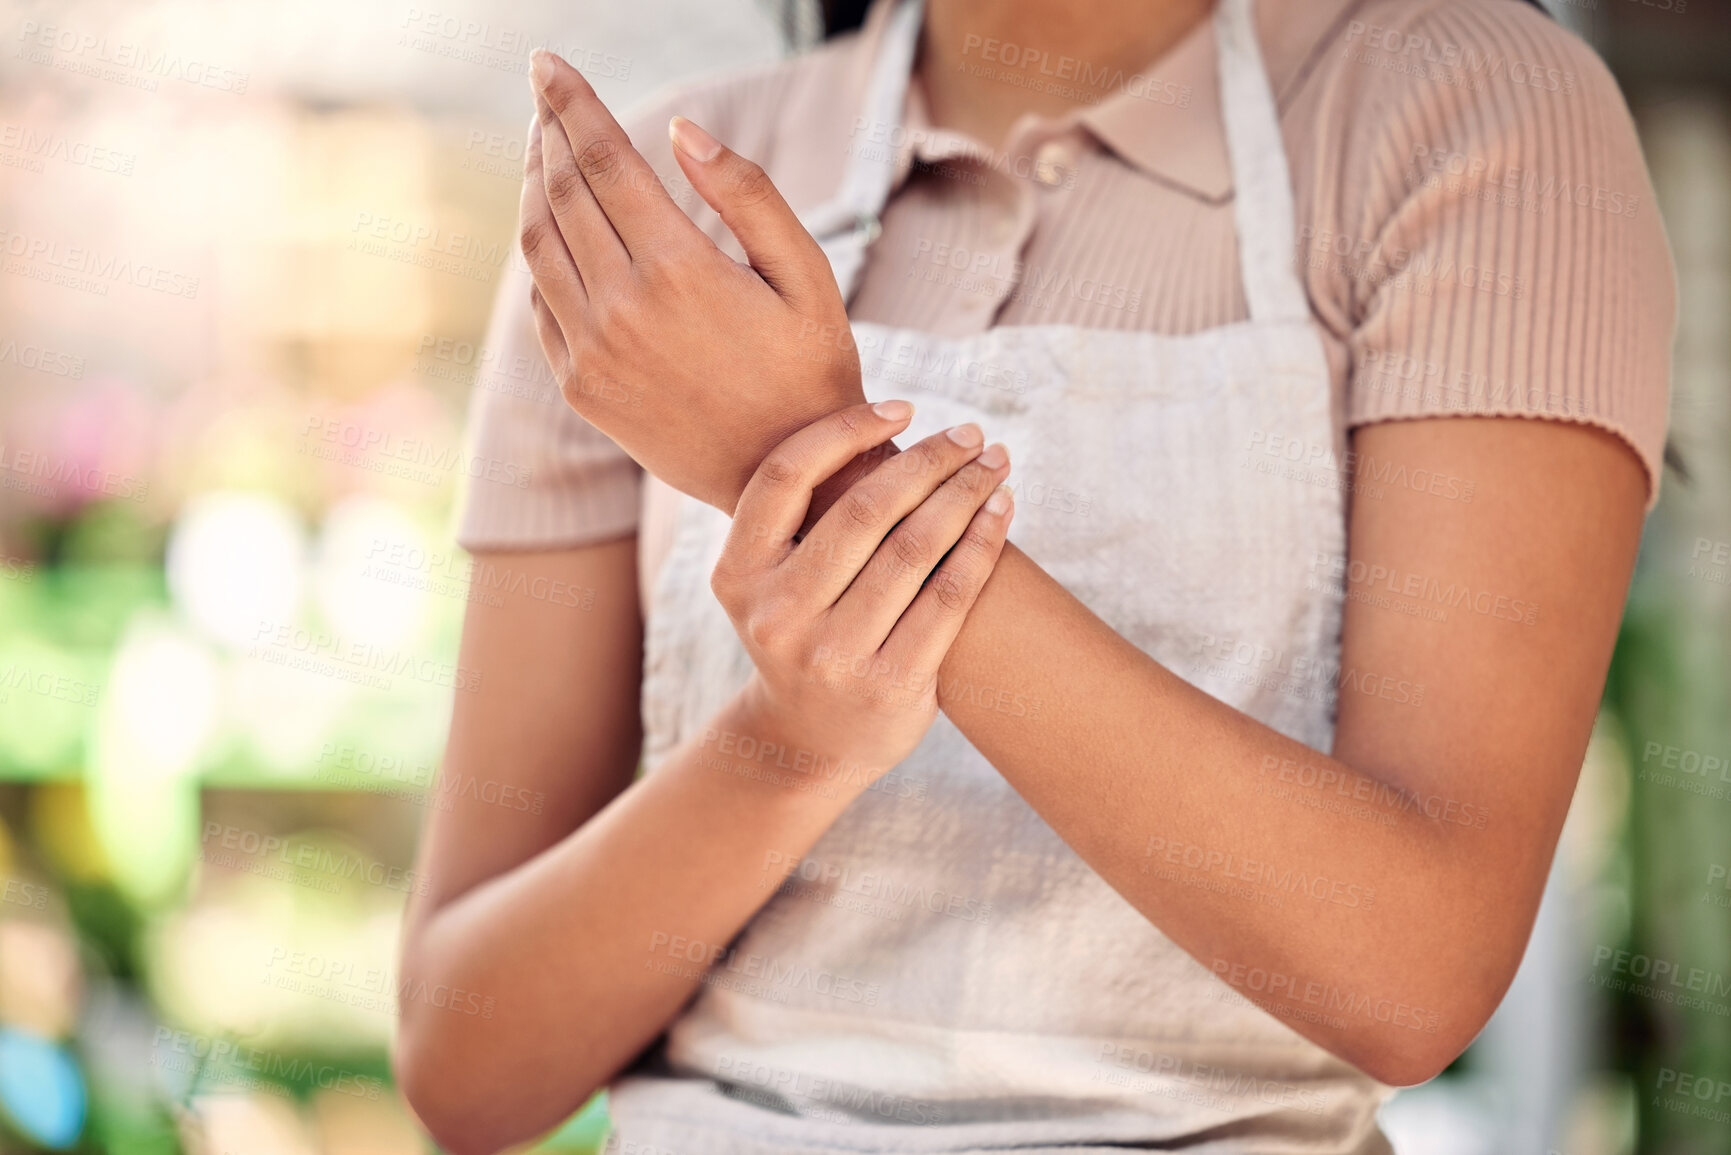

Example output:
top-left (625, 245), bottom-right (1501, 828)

top-left (668, 115), bottom-right (832, 305)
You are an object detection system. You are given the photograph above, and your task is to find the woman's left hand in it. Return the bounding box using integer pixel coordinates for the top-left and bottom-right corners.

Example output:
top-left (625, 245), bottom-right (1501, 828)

top-left (520, 50), bottom-right (866, 514)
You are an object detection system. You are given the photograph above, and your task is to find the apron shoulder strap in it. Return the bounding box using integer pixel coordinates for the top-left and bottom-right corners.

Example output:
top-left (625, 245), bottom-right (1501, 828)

top-left (1215, 0), bottom-right (1311, 326)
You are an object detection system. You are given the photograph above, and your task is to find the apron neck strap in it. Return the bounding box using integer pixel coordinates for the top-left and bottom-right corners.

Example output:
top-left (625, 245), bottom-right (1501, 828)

top-left (809, 0), bottom-right (1310, 325)
top-left (1214, 0), bottom-right (1310, 324)
top-left (797, 0), bottom-right (924, 297)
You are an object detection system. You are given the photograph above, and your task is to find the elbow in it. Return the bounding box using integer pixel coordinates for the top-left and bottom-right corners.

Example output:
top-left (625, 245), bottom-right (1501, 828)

top-left (1343, 912), bottom-right (1528, 1087)
top-left (1352, 1035), bottom-right (1468, 1089)
top-left (392, 1021), bottom-right (492, 1155)
top-left (394, 1006), bottom-right (530, 1155)
top-left (1345, 991), bottom-right (1499, 1089)
top-left (393, 996), bottom-right (604, 1155)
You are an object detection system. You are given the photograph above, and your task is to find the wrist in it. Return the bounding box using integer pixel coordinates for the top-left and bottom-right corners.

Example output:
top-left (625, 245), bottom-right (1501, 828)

top-left (692, 685), bottom-right (864, 815)
top-left (802, 440), bottom-right (903, 533)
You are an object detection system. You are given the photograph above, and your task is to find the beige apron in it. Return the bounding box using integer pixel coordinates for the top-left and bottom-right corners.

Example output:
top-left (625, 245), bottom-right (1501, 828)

top-left (617, 0), bottom-right (1391, 1149)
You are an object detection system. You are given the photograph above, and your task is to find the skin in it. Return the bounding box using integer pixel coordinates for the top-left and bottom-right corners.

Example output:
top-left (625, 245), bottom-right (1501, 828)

top-left (394, 1), bottom-right (1652, 1150)
top-left (397, 407), bottom-right (1015, 1153)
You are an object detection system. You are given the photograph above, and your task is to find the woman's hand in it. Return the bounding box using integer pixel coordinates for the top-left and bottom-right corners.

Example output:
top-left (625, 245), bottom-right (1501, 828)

top-left (520, 51), bottom-right (865, 514)
top-left (712, 400), bottom-right (1015, 782)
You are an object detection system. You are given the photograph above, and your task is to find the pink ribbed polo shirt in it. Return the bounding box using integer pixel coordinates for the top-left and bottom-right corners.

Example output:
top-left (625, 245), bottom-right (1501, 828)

top-left (456, 0), bottom-right (1676, 597)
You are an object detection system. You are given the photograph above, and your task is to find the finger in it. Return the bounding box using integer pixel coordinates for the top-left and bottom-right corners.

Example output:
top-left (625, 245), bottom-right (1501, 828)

top-left (879, 483), bottom-right (1014, 672)
top-left (519, 110), bottom-right (588, 312)
top-left (535, 88), bottom-right (630, 287)
top-left (531, 50), bottom-right (700, 259)
top-left (791, 425), bottom-right (988, 607)
top-left (837, 443), bottom-right (1012, 643)
top-left (528, 282), bottom-right (571, 383)
top-left (721, 401), bottom-right (914, 577)
top-left (668, 116), bottom-right (833, 306)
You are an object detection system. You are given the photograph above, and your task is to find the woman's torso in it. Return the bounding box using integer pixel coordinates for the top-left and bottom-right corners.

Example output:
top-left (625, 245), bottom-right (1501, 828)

top-left (444, 0), bottom-right (1674, 1149)
top-left (619, 0), bottom-right (1383, 1149)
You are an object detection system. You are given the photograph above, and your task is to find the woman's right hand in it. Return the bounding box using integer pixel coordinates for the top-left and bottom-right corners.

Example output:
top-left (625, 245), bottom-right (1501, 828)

top-left (395, 401), bottom-right (1008, 1154)
top-left (711, 400), bottom-right (1015, 784)
top-left (522, 57), bottom-right (868, 515)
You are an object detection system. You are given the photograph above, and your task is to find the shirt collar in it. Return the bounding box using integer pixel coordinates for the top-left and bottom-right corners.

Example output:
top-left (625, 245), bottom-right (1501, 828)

top-left (1079, 0), bottom-right (1362, 202)
top-left (872, 0), bottom-right (1364, 203)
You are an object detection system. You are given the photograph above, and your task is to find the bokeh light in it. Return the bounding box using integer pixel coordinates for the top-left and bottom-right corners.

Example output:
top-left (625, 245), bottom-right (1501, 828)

top-left (167, 493), bottom-right (307, 651)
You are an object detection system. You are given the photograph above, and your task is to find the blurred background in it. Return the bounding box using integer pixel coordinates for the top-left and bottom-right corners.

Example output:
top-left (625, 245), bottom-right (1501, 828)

top-left (0, 0), bottom-right (1725, 1152)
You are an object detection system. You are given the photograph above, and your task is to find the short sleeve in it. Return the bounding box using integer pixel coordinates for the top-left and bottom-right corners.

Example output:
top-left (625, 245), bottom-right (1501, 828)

top-left (1327, 0), bottom-right (1677, 510)
top-left (455, 81), bottom-right (726, 552)
top-left (454, 250), bottom-right (643, 551)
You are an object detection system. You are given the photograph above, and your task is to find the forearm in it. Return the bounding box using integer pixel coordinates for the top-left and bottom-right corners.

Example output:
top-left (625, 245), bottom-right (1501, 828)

top-left (926, 546), bottom-right (1522, 1084)
top-left (396, 696), bottom-right (857, 1153)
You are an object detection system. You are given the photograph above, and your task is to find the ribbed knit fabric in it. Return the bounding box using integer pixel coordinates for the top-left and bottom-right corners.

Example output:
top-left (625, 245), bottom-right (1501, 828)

top-left (456, 0), bottom-right (1675, 568)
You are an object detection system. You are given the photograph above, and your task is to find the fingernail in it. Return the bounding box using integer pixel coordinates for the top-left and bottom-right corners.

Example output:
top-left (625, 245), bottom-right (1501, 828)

top-left (669, 116), bottom-right (722, 162)
top-left (977, 442), bottom-right (1008, 469)
top-left (946, 423), bottom-right (983, 448)
top-left (985, 485), bottom-right (1013, 516)
top-left (529, 49), bottom-right (555, 92)
top-left (872, 400), bottom-right (913, 421)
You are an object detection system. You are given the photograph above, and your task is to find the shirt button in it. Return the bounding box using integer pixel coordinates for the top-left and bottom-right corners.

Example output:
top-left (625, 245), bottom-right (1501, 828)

top-left (1033, 141), bottom-right (1070, 186)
